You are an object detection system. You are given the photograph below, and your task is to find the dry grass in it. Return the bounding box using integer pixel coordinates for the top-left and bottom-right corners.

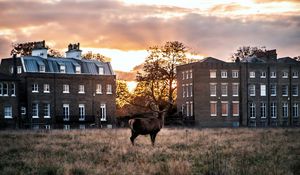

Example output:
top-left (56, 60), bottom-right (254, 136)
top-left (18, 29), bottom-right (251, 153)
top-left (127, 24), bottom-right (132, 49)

top-left (0, 128), bottom-right (299, 175)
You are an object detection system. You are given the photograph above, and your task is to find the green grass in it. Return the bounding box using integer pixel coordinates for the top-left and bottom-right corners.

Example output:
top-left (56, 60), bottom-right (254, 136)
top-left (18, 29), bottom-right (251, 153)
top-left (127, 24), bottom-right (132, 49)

top-left (0, 128), bottom-right (299, 175)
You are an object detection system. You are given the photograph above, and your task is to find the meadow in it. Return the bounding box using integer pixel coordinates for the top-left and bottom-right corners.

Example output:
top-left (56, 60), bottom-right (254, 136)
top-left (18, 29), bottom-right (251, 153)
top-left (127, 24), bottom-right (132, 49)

top-left (0, 128), bottom-right (299, 175)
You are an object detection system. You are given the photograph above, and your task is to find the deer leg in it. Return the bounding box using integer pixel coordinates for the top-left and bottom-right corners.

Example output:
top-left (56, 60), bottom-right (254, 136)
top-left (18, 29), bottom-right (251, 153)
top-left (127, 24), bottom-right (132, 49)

top-left (150, 132), bottom-right (157, 146)
top-left (130, 131), bottom-right (139, 146)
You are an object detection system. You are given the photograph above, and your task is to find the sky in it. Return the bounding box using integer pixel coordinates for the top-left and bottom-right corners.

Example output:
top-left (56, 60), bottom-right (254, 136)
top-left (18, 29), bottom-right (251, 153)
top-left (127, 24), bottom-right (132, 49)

top-left (0, 0), bottom-right (299, 72)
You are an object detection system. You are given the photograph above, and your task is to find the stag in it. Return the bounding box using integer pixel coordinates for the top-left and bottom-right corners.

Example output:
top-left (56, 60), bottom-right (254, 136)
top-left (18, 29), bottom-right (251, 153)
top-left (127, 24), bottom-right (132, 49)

top-left (129, 112), bottom-right (164, 146)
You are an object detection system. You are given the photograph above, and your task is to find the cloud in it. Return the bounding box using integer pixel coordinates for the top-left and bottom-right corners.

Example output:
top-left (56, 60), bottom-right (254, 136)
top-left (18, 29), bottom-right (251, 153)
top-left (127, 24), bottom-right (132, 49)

top-left (0, 0), bottom-right (299, 61)
top-left (254, 0), bottom-right (300, 3)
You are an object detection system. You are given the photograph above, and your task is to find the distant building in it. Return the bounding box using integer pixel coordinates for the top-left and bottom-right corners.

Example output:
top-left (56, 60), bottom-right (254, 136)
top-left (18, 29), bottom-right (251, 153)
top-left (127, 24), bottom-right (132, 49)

top-left (0, 41), bottom-right (116, 129)
top-left (177, 50), bottom-right (300, 127)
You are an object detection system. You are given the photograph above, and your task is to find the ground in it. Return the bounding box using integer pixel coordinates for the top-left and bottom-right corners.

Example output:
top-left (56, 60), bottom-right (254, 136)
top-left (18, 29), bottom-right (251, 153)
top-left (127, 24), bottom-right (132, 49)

top-left (0, 128), bottom-right (299, 175)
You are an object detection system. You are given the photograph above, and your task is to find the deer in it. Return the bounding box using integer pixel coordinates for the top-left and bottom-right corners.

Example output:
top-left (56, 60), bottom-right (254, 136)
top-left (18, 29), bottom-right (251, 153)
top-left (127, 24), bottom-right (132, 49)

top-left (128, 111), bottom-right (165, 146)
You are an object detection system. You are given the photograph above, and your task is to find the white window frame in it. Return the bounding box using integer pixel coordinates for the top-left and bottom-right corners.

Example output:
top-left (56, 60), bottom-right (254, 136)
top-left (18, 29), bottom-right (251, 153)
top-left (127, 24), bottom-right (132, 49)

top-left (249, 103), bottom-right (256, 119)
top-left (186, 71), bottom-right (189, 79)
top-left (210, 70), bottom-right (216, 78)
top-left (232, 101), bottom-right (239, 117)
top-left (63, 104), bottom-right (70, 121)
top-left (75, 66), bottom-right (81, 74)
top-left (270, 102), bottom-right (277, 118)
top-left (292, 85), bottom-right (298, 96)
top-left (3, 83), bottom-right (8, 96)
top-left (292, 71), bottom-right (299, 78)
top-left (21, 107), bottom-right (26, 115)
top-left (232, 70), bottom-right (239, 78)
top-left (44, 103), bottom-right (50, 118)
top-left (232, 83), bottom-right (239, 97)
top-left (106, 84), bottom-right (112, 94)
top-left (64, 125), bottom-right (70, 130)
top-left (78, 85), bottom-right (85, 94)
top-left (182, 84), bottom-right (186, 97)
top-left (4, 106), bottom-right (12, 118)
top-left (63, 84), bottom-right (69, 93)
top-left (210, 101), bottom-right (217, 117)
top-left (98, 67), bottom-right (104, 75)
top-left (260, 102), bottom-right (266, 118)
top-left (96, 84), bottom-right (102, 94)
top-left (186, 102), bottom-right (190, 117)
top-left (100, 104), bottom-right (107, 121)
top-left (270, 71), bottom-right (276, 78)
top-left (79, 104), bottom-right (85, 121)
top-left (190, 101), bottom-right (193, 116)
top-left (189, 83), bottom-right (193, 97)
top-left (282, 85), bottom-right (288, 97)
top-left (0, 83), bottom-right (3, 96)
top-left (17, 66), bottom-right (22, 74)
top-left (221, 83), bottom-right (228, 97)
top-left (186, 84), bottom-right (189, 97)
top-left (39, 65), bottom-right (45, 73)
top-left (43, 84), bottom-right (50, 93)
top-left (182, 71), bottom-right (185, 80)
top-left (32, 84), bottom-right (39, 93)
top-left (282, 102), bottom-right (288, 118)
top-left (292, 103), bottom-right (299, 118)
top-left (190, 70), bottom-right (193, 79)
top-left (249, 84), bottom-right (255, 96)
top-left (282, 71), bottom-right (288, 78)
top-left (60, 65), bottom-right (66, 73)
top-left (260, 71), bottom-right (266, 78)
top-left (45, 125), bottom-right (51, 130)
top-left (11, 83), bottom-right (15, 96)
top-left (270, 84), bottom-right (276, 96)
top-left (32, 103), bottom-right (39, 118)
top-left (249, 71), bottom-right (255, 78)
top-left (210, 83), bottom-right (217, 97)
top-left (221, 70), bottom-right (227, 78)
top-left (221, 101), bottom-right (228, 117)
top-left (260, 84), bottom-right (266, 96)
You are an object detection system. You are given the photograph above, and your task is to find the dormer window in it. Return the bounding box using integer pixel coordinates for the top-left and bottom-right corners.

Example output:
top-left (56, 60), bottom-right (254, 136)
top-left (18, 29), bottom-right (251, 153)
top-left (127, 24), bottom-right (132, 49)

top-left (39, 65), bottom-right (45, 72)
top-left (17, 66), bottom-right (22, 74)
top-left (98, 67), bottom-right (104, 75)
top-left (75, 66), bottom-right (81, 74)
top-left (60, 65), bottom-right (66, 73)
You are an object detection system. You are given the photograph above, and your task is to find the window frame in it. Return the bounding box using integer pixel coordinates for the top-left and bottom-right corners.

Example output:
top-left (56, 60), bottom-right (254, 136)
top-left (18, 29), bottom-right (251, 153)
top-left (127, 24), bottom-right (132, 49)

top-left (232, 83), bottom-right (239, 97)
top-left (270, 84), bottom-right (276, 96)
top-left (249, 71), bottom-right (255, 78)
top-left (4, 106), bottom-right (12, 118)
top-left (210, 70), bottom-right (216, 78)
top-left (63, 84), bottom-right (70, 93)
top-left (221, 83), bottom-right (228, 97)
top-left (249, 84), bottom-right (255, 96)
top-left (43, 84), bottom-right (50, 93)
top-left (79, 104), bottom-right (85, 121)
top-left (221, 101), bottom-right (228, 117)
top-left (44, 103), bottom-right (50, 118)
top-left (232, 70), bottom-right (239, 78)
top-left (282, 102), bottom-right (288, 118)
top-left (232, 101), bottom-right (239, 117)
top-left (78, 85), bottom-right (85, 94)
top-left (32, 103), bottom-right (39, 118)
top-left (282, 85), bottom-right (288, 97)
top-left (292, 85), bottom-right (298, 96)
top-left (100, 104), bottom-right (107, 121)
top-left (260, 102), bottom-right (266, 118)
top-left (260, 84), bottom-right (266, 96)
top-left (106, 84), bottom-right (112, 94)
top-left (32, 83), bottom-right (39, 93)
top-left (63, 104), bottom-right (70, 121)
top-left (270, 102), bottom-right (277, 118)
top-left (221, 70), bottom-right (227, 78)
top-left (249, 102), bottom-right (256, 119)
top-left (96, 84), bottom-right (102, 94)
top-left (210, 101), bottom-right (217, 117)
top-left (260, 71), bottom-right (266, 78)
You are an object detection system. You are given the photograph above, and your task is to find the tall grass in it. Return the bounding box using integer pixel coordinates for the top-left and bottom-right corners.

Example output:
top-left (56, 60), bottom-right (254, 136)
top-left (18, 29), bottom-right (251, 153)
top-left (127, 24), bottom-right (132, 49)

top-left (0, 128), bottom-right (299, 175)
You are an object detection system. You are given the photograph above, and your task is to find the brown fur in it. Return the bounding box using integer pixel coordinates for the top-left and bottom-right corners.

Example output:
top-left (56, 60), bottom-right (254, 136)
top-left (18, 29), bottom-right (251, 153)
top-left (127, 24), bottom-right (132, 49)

top-left (129, 112), bottom-right (163, 146)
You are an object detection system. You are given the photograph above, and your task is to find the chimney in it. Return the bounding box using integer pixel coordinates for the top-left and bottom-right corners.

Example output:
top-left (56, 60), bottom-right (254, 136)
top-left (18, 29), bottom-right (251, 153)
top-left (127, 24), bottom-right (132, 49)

top-left (31, 40), bottom-right (48, 59)
top-left (65, 43), bottom-right (82, 60)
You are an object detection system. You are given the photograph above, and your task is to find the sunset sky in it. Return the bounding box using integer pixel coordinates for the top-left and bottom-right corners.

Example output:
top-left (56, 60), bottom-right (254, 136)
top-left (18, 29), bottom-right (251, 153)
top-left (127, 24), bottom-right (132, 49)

top-left (0, 0), bottom-right (299, 72)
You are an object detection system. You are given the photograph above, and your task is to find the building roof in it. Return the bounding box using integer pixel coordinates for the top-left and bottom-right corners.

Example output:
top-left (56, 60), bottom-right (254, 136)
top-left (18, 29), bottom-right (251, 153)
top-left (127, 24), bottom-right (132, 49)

top-left (277, 57), bottom-right (300, 64)
top-left (22, 56), bottom-right (114, 75)
top-left (200, 57), bottom-right (225, 63)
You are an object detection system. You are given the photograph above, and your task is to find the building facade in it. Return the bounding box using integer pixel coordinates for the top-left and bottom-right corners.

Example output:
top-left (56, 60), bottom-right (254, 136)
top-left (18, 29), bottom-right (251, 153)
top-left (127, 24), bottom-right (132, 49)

top-left (177, 50), bottom-right (300, 127)
top-left (0, 41), bottom-right (116, 129)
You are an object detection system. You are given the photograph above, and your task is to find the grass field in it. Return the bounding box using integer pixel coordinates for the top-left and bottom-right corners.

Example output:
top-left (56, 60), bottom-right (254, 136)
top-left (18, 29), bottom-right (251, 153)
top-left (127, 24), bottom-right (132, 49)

top-left (0, 128), bottom-right (299, 175)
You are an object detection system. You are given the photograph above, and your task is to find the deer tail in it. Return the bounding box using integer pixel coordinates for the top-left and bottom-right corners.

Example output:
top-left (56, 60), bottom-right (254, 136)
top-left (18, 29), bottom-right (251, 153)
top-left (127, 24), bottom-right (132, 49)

top-left (128, 119), bottom-right (135, 132)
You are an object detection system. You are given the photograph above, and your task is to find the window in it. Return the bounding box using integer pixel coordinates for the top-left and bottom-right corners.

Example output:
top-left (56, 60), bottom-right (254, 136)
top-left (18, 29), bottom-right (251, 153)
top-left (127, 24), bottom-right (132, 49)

top-left (63, 84), bottom-right (69, 93)
top-left (17, 66), bottom-right (22, 74)
top-left (100, 104), bottom-right (106, 121)
top-left (4, 106), bottom-right (12, 118)
top-left (45, 125), bottom-right (51, 130)
top-left (186, 71), bottom-right (189, 79)
top-left (190, 70), bottom-right (193, 79)
top-left (282, 102), bottom-right (288, 118)
top-left (292, 103), bottom-right (298, 118)
top-left (32, 103), bottom-right (39, 118)
top-left (79, 85), bottom-right (85, 94)
top-left (270, 102), bottom-right (277, 118)
top-left (282, 85), bottom-right (288, 96)
top-left (44, 84), bottom-right (50, 93)
top-left (60, 65), bottom-right (66, 73)
top-left (79, 104), bottom-right (85, 121)
top-left (9, 66), bottom-right (13, 74)
top-left (221, 101), bottom-right (228, 116)
top-left (186, 84), bottom-right (189, 97)
top-left (3, 83), bottom-right (8, 96)
top-left (21, 107), bottom-right (26, 115)
top-left (260, 102), bottom-right (266, 118)
top-left (11, 83), bottom-right (15, 96)
top-left (189, 83), bottom-right (193, 97)
top-left (282, 71), bottom-right (288, 78)
top-left (292, 71), bottom-right (298, 78)
top-left (249, 84), bottom-right (255, 96)
top-left (32, 84), bottom-right (38, 93)
top-left (75, 66), bottom-right (81, 74)
top-left (260, 84), bottom-right (266, 96)
top-left (249, 71), bottom-right (255, 78)
top-left (249, 103), bottom-right (256, 118)
top-left (210, 101), bottom-right (217, 116)
top-left (79, 125), bottom-right (85, 129)
top-left (261, 71), bottom-right (266, 78)
top-left (186, 102), bottom-right (190, 117)
top-left (44, 104), bottom-right (50, 118)
top-left (0, 83), bottom-right (2, 96)
top-left (270, 71), bottom-right (276, 78)
top-left (210, 83), bottom-right (217, 96)
top-left (39, 65), bottom-right (45, 72)
top-left (182, 84), bottom-right (186, 97)
top-left (232, 70), bottom-right (239, 78)
top-left (98, 67), bottom-right (104, 75)
top-left (232, 83), bottom-right (239, 97)
top-left (190, 101), bottom-right (193, 116)
top-left (292, 85), bottom-right (298, 96)
top-left (232, 101), bottom-right (239, 116)
top-left (96, 84), bottom-right (102, 94)
top-left (270, 84), bottom-right (276, 96)
top-left (221, 70), bottom-right (227, 78)
top-left (182, 72), bottom-right (185, 80)
top-left (64, 125), bottom-right (70, 130)
top-left (210, 70), bottom-right (216, 78)
top-left (221, 83), bottom-right (228, 96)
top-left (106, 84), bottom-right (112, 94)
top-left (63, 104), bottom-right (70, 121)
